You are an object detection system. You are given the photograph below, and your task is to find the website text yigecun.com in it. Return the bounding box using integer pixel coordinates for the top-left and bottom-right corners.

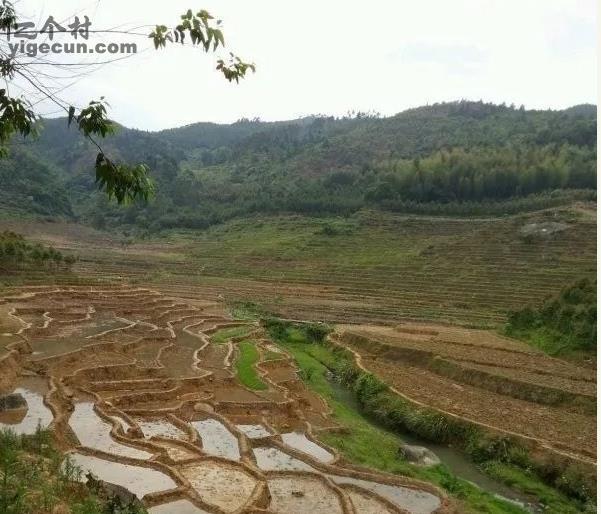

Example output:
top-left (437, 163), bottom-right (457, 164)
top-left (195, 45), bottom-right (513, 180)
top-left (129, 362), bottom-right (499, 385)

top-left (7, 41), bottom-right (137, 57)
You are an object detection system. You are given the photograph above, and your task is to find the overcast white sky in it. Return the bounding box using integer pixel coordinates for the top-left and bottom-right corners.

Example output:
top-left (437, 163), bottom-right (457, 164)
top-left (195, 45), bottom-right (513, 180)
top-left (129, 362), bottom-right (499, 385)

top-left (9, 0), bottom-right (598, 130)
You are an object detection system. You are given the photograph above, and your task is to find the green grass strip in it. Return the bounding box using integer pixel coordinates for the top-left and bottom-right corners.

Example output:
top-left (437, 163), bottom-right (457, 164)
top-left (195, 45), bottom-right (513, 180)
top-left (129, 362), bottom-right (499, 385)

top-left (266, 323), bottom-right (590, 514)
top-left (235, 340), bottom-right (267, 390)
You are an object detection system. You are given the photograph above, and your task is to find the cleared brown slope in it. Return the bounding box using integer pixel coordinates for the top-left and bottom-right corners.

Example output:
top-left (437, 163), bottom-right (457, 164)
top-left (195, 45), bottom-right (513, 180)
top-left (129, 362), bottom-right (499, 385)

top-left (0, 203), bottom-right (596, 327)
top-left (335, 322), bottom-right (596, 464)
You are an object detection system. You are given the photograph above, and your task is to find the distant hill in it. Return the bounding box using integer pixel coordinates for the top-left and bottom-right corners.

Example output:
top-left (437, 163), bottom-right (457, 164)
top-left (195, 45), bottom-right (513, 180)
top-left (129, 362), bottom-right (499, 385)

top-left (1, 100), bottom-right (596, 230)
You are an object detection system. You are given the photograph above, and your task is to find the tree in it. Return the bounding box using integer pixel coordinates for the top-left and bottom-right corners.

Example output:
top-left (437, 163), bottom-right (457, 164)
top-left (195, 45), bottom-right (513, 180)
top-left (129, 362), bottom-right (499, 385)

top-left (0, 2), bottom-right (254, 203)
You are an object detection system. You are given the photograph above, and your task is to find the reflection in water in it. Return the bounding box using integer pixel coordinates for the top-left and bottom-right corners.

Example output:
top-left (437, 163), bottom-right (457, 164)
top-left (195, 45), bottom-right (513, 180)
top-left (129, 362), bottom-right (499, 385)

top-left (191, 418), bottom-right (240, 460)
top-left (236, 424), bottom-right (271, 439)
top-left (345, 487), bottom-right (398, 514)
top-left (328, 474), bottom-right (441, 514)
top-left (253, 446), bottom-right (315, 472)
top-left (69, 453), bottom-right (176, 498)
top-left (281, 431), bottom-right (334, 463)
top-left (69, 402), bottom-right (152, 459)
top-left (0, 387), bottom-right (53, 435)
top-left (137, 418), bottom-right (187, 440)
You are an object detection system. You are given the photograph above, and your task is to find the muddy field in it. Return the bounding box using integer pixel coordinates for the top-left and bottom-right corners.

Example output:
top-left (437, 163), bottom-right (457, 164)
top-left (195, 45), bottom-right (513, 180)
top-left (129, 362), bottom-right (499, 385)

top-left (334, 323), bottom-right (596, 466)
top-left (0, 286), bottom-right (450, 514)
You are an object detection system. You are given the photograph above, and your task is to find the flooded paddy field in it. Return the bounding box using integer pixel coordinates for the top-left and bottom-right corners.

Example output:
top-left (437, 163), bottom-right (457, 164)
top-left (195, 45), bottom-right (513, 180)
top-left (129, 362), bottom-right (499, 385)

top-left (0, 376), bottom-right (53, 435)
top-left (0, 285), bottom-right (465, 513)
top-left (69, 452), bottom-right (177, 497)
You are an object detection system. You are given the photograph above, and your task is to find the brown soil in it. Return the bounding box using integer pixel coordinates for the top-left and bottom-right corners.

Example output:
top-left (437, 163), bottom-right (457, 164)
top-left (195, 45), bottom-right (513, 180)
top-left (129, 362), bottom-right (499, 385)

top-left (0, 285), bottom-right (448, 514)
top-left (336, 323), bottom-right (597, 464)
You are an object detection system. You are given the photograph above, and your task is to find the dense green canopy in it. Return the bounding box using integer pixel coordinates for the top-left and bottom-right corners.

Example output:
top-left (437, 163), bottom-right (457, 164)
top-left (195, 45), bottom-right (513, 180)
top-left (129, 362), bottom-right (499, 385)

top-left (2, 100), bottom-right (596, 230)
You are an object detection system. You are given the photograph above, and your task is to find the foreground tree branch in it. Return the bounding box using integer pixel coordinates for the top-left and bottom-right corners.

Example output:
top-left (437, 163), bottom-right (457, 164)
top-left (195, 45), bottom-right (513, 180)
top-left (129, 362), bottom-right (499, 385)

top-left (0, 3), bottom-right (255, 204)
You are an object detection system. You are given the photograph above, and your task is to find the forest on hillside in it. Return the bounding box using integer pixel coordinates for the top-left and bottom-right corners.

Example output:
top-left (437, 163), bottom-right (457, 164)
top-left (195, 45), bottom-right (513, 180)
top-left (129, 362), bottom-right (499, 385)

top-left (1, 100), bottom-right (596, 231)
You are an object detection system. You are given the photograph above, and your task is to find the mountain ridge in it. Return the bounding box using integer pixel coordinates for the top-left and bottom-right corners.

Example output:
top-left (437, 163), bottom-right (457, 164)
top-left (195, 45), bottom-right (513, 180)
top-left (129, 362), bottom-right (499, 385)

top-left (0, 100), bottom-right (595, 230)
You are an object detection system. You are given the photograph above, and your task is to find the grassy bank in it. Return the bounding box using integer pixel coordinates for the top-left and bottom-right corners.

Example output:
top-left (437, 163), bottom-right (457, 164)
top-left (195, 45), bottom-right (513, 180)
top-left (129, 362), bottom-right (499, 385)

top-left (0, 427), bottom-right (146, 514)
top-left (235, 340), bottom-right (267, 390)
top-left (262, 318), bottom-right (594, 513)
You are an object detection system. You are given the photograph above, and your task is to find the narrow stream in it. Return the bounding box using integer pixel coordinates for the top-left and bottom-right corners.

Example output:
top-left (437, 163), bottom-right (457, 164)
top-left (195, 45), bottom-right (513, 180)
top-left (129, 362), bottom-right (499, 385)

top-left (326, 375), bottom-right (538, 512)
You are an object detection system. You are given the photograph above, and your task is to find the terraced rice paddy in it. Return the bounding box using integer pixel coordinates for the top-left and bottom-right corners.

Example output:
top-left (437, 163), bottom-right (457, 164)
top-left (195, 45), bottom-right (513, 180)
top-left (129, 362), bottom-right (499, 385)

top-left (70, 453), bottom-right (177, 498)
top-left (0, 205), bottom-right (595, 512)
top-left (148, 499), bottom-right (209, 514)
top-left (0, 285), bottom-right (448, 513)
top-left (0, 205), bottom-right (595, 327)
top-left (333, 322), bottom-right (596, 468)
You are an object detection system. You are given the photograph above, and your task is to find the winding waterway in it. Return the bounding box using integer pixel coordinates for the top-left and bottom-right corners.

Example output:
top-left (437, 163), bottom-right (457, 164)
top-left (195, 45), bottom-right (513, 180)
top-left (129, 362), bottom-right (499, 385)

top-left (326, 375), bottom-right (539, 512)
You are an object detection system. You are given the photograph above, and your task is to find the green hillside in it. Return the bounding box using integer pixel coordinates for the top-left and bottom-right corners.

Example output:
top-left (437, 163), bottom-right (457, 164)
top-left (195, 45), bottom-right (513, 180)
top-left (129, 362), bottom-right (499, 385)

top-left (2, 100), bottom-right (596, 231)
top-left (0, 150), bottom-right (73, 217)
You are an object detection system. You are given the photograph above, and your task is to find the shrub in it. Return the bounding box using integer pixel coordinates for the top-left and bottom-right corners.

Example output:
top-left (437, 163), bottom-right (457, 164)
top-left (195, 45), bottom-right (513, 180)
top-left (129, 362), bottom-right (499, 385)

top-left (262, 317), bottom-right (289, 340)
top-left (555, 465), bottom-right (596, 503)
top-left (506, 278), bottom-right (596, 353)
top-left (262, 318), bottom-right (331, 345)
top-left (305, 322), bottom-right (331, 343)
